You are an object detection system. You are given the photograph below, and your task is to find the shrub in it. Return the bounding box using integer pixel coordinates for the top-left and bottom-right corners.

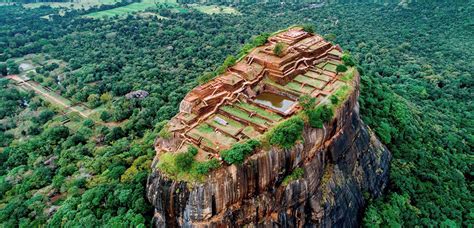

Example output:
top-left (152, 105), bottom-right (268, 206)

top-left (100, 111), bottom-right (110, 121)
top-left (253, 33), bottom-right (270, 46)
top-left (198, 72), bottom-right (215, 84)
top-left (220, 139), bottom-right (260, 165)
top-left (307, 105), bottom-right (333, 128)
top-left (157, 153), bottom-right (178, 175)
top-left (299, 95), bottom-right (316, 111)
top-left (187, 146), bottom-right (198, 156)
top-left (302, 24), bottom-right (315, 33)
top-left (83, 119), bottom-right (95, 128)
top-left (269, 117), bottom-right (304, 148)
top-left (282, 167), bottom-right (305, 186)
top-left (336, 64), bottom-right (348, 73)
top-left (158, 123), bottom-right (171, 139)
top-left (342, 53), bottom-right (356, 66)
top-left (330, 95), bottom-right (339, 105)
top-left (332, 85), bottom-right (351, 105)
top-left (273, 42), bottom-right (285, 56)
top-left (194, 159), bottom-right (220, 175)
top-left (174, 152), bottom-right (194, 172)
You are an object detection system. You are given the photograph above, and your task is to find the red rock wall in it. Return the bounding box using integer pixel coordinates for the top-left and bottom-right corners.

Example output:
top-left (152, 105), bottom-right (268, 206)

top-left (147, 72), bottom-right (391, 227)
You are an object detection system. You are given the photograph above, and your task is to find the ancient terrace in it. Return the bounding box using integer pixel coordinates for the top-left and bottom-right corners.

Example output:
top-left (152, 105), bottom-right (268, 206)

top-left (158, 28), bottom-right (346, 159)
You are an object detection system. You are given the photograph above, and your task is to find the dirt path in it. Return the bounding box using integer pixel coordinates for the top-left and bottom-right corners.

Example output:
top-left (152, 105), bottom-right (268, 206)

top-left (6, 75), bottom-right (91, 118)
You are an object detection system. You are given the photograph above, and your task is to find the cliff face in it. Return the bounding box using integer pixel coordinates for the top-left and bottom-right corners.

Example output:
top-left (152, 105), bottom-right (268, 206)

top-left (146, 73), bottom-right (391, 227)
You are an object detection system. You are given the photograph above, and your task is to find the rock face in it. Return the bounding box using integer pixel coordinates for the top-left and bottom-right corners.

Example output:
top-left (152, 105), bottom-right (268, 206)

top-left (146, 73), bottom-right (391, 227)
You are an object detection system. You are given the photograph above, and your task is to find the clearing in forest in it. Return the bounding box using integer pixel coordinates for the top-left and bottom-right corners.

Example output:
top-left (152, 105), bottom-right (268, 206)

top-left (7, 75), bottom-right (94, 118)
top-left (24, 0), bottom-right (119, 10)
top-left (83, 0), bottom-right (183, 19)
top-left (191, 5), bottom-right (240, 15)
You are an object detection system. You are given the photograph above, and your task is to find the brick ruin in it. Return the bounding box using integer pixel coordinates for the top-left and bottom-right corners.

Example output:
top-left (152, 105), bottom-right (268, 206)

top-left (157, 27), bottom-right (348, 159)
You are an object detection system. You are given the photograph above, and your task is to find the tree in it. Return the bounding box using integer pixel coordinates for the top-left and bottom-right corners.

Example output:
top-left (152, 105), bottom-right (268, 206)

top-left (174, 151), bottom-right (194, 171)
top-left (269, 117), bottom-right (304, 148)
top-left (336, 64), bottom-right (348, 73)
top-left (324, 33), bottom-right (336, 42)
top-left (299, 95), bottom-right (316, 110)
top-left (302, 24), bottom-right (315, 33)
top-left (100, 111), bottom-right (110, 121)
top-left (194, 159), bottom-right (220, 175)
top-left (87, 94), bottom-right (101, 108)
top-left (0, 63), bottom-right (7, 76)
top-left (6, 60), bottom-right (19, 74)
top-left (38, 109), bottom-right (55, 124)
top-left (342, 53), bottom-right (356, 67)
top-left (100, 92), bottom-right (112, 103)
top-left (220, 139), bottom-right (260, 165)
top-left (273, 43), bottom-right (285, 57)
top-left (307, 105), bottom-right (333, 128)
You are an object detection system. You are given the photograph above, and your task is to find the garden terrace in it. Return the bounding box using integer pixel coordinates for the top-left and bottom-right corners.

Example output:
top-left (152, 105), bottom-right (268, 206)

top-left (156, 27), bottom-right (354, 161)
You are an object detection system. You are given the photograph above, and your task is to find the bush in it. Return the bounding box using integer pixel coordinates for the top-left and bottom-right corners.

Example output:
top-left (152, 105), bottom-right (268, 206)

top-left (342, 53), bottom-right (356, 66)
top-left (273, 42), bottom-right (284, 56)
top-left (299, 95), bottom-right (316, 110)
top-left (282, 167), bottom-right (305, 186)
top-left (307, 105), bottom-right (333, 128)
top-left (187, 146), bottom-right (198, 156)
top-left (302, 24), bottom-right (315, 33)
top-left (269, 117), bottom-right (304, 148)
top-left (252, 33), bottom-right (270, 46)
top-left (158, 123), bottom-right (171, 139)
top-left (174, 152), bottom-right (194, 172)
top-left (330, 95), bottom-right (339, 105)
top-left (220, 139), bottom-right (260, 165)
top-left (100, 111), bottom-right (110, 121)
top-left (336, 64), bottom-right (348, 73)
top-left (194, 159), bottom-right (220, 175)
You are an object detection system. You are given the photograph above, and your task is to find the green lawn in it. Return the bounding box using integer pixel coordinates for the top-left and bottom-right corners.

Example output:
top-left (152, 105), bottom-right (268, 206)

top-left (206, 114), bottom-right (244, 136)
top-left (242, 126), bottom-right (260, 138)
top-left (294, 75), bottom-right (326, 89)
top-left (235, 102), bottom-right (282, 122)
top-left (305, 71), bottom-right (332, 82)
top-left (187, 129), bottom-right (215, 149)
top-left (324, 63), bottom-right (337, 72)
top-left (220, 105), bottom-right (269, 127)
top-left (284, 82), bottom-right (314, 94)
top-left (191, 123), bottom-right (237, 148)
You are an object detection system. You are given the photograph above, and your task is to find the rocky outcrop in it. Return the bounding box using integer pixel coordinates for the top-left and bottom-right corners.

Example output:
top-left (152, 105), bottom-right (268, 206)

top-left (146, 73), bottom-right (391, 227)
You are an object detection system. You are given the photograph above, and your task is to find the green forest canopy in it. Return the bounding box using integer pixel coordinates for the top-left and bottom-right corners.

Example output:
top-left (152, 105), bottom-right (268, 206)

top-left (0, 1), bottom-right (472, 227)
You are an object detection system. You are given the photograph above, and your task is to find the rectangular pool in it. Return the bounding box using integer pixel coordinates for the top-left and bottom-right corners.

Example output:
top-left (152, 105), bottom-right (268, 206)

top-left (253, 92), bottom-right (296, 115)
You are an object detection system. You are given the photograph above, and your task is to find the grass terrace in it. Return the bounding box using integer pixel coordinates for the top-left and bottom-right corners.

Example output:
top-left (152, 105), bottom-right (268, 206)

top-left (235, 102), bottom-right (282, 122)
top-left (220, 105), bottom-right (270, 127)
top-left (323, 63), bottom-right (338, 72)
top-left (206, 114), bottom-right (244, 136)
top-left (193, 123), bottom-right (237, 148)
top-left (242, 126), bottom-right (260, 138)
top-left (294, 75), bottom-right (326, 89)
top-left (284, 82), bottom-right (314, 94)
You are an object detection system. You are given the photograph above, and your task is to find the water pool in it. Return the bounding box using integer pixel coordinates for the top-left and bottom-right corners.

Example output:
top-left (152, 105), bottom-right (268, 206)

top-left (253, 92), bottom-right (296, 114)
